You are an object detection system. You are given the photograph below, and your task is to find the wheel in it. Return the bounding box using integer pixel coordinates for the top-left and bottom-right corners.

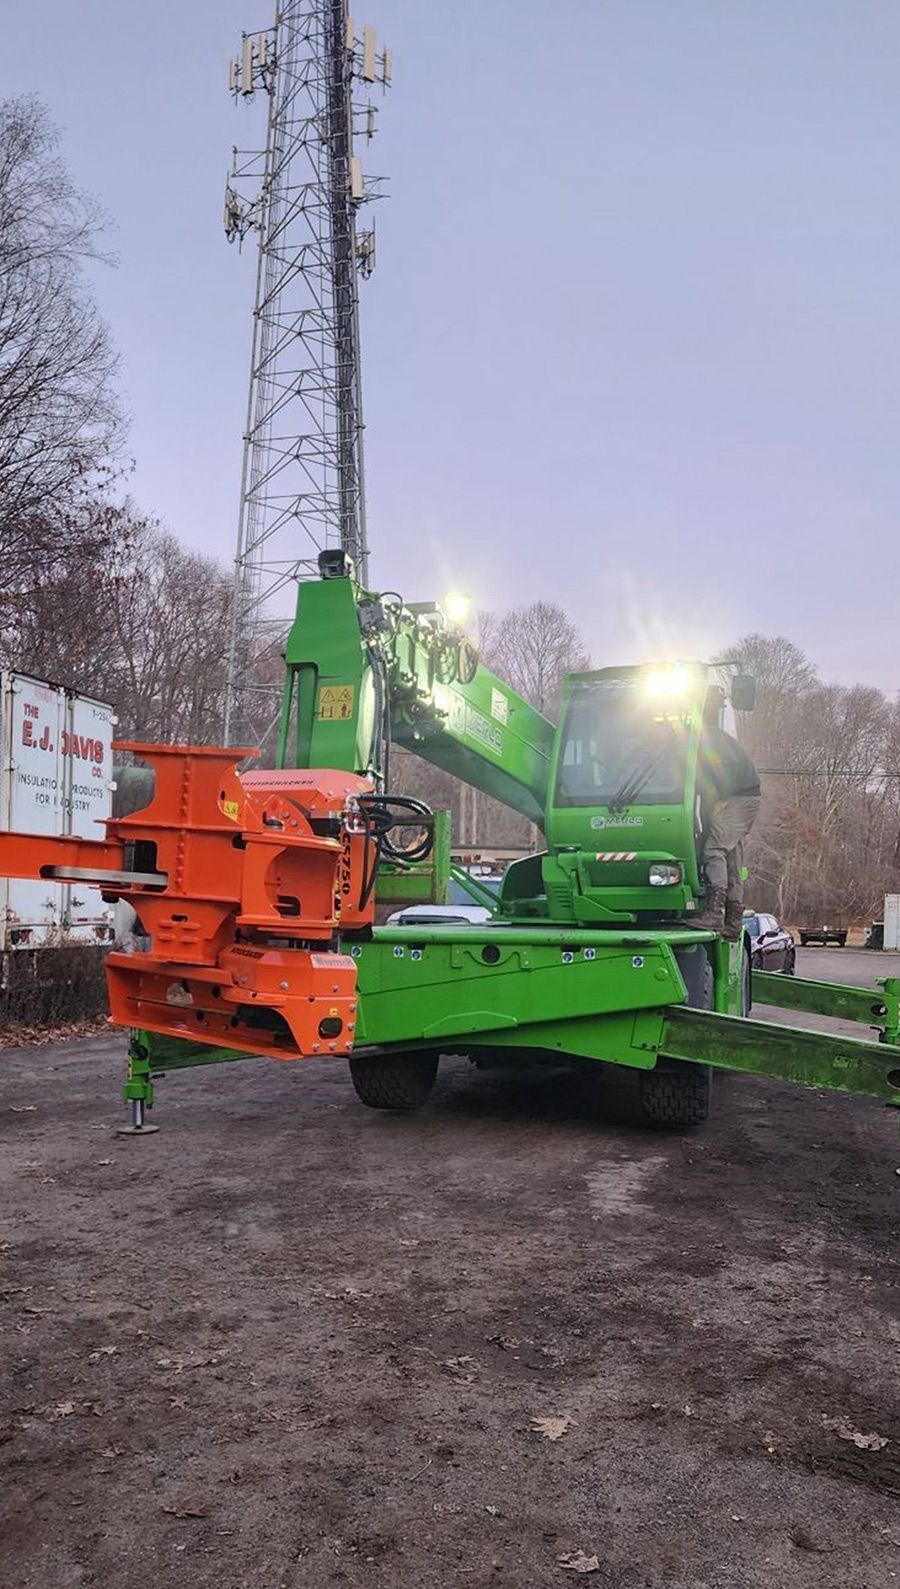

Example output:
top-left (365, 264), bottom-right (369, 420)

top-left (348, 1050), bottom-right (438, 1111)
top-left (799, 934), bottom-right (810, 947)
top-left (635, 944), bottom-right (712, 1130)
top-left (836, 934), bottom-right (847, 947)
top-left (752, 952), bottom-right (764, 970)
top-left (637, 1060), bottom-right (712, 1128)
top-left (785, 949), bottom-right (796, 976)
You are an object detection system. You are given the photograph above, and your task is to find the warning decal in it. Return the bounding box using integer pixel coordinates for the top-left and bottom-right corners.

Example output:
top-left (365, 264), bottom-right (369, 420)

top-left (316, 684), bottom-right (355, 721)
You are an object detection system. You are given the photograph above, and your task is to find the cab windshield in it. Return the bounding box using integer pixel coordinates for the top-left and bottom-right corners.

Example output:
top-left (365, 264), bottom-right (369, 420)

top-left (555, 680), bottom-right (689, 809)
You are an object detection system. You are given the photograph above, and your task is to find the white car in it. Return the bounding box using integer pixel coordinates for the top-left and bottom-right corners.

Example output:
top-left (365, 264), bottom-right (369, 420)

top-left (386, 874), bottom-right (500, 927)
top-left (385, 903), bottom-right (493, 926)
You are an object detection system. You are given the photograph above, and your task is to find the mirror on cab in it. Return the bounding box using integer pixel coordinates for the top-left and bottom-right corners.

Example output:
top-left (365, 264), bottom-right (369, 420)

top-left (731, 674), bottom-right (757, 712)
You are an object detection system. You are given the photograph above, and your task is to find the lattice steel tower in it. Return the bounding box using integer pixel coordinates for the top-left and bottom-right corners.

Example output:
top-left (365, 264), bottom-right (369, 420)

top-left (223, 2), bottom-right (391, 741)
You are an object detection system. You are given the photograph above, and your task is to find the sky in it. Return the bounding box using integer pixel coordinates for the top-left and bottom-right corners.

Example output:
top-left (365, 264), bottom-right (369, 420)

top-left (9, 0), bottom-right (900, 690)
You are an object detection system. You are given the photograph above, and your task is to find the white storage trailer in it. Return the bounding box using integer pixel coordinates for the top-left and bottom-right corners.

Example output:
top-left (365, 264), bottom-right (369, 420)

top-left (0, 673), bottom-right (116, 950)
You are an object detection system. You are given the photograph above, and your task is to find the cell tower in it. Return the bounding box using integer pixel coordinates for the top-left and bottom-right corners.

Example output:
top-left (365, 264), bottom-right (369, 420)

top-left (222, 1), bottom-right (391, 742)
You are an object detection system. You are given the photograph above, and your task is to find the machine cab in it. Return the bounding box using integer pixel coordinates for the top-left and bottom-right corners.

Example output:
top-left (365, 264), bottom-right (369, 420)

top-left (503, 663), bottom-right (714, 925)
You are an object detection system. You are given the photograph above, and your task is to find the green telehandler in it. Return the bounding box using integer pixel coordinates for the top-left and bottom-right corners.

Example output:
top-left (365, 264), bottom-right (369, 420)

top-left (124, 552), bottom-right (900, 1133)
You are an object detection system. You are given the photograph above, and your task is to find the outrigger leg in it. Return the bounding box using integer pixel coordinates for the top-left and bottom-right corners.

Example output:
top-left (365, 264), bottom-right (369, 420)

top-left (117, 1036), bottom-right (159, 1137)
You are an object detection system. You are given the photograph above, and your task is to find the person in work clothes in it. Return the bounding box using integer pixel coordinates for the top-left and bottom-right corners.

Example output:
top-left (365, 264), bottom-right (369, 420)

top-left (694, 691), bottom-right (761, 937)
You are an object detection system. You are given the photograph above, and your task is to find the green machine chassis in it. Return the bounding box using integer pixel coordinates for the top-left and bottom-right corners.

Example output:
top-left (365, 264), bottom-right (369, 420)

top-left (121, 569), bottom-right (900, 1129)
top-left (125, 935), bottom-right (900, 1121)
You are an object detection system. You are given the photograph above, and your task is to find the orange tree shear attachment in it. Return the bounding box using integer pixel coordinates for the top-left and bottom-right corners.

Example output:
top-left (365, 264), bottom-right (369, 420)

top-left (0, 743), bottom-right (376, 1061)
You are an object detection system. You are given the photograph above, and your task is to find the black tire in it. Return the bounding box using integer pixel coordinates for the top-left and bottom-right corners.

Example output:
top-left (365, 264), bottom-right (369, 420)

top-left (638, 1061), bottom-right (712, 1128)
top-left (348, 1050), bottom-right (438, 1111)
top-left (799, 934), bottom-right (810, 947)
top-left (836, 934), bottom-right (847, 948)
top-left (635, 944), bottom-right (712, 1130)
top-left (784, 950), bottom-right (796, 976)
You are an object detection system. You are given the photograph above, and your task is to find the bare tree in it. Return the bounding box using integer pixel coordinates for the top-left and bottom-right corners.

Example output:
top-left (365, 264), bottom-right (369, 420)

top-left (722, 632), bottom-right (900, 924)
top-left (0, 96), bottom-right (122, 589)
top-left (723, 633), bottom-right (817, 700)
top-left (105, 525), bottom-right (233, 742)
top-left (482, 601), bottom-right (590, 714)
top-left (389, 602), bottom-right (590, 852)
top-left (2, 502), bottom-right (232, 744)
top-left (722, 632), bottom-right (818, 765)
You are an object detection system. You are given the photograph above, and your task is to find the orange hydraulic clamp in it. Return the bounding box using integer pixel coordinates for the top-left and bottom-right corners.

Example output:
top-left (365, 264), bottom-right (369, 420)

top-left (0, 743), bottom-right (375, 1062)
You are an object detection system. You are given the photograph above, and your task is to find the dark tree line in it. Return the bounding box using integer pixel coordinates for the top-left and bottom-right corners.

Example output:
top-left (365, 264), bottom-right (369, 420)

top-left (2, 500), bottom-right (233, 743)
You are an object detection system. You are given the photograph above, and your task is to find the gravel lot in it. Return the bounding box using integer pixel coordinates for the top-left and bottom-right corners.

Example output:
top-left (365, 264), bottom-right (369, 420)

top-left (1, 947), bottom-right (899, 1588)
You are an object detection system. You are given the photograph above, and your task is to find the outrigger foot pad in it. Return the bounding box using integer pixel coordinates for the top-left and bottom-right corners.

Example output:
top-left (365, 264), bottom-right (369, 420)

top-left (117, 1099), bottom-right (159, 1136)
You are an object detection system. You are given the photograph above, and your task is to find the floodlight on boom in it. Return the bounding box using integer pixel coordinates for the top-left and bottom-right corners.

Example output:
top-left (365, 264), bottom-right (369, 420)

top-left (443, 593), bottom-right (471, 628)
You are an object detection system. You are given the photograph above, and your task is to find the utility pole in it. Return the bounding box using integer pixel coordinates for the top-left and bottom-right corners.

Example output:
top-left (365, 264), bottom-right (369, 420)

top-left (222, 2), bottom-right (391, 743)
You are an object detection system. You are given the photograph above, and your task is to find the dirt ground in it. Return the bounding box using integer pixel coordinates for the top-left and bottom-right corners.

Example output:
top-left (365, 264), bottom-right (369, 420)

top-left (2, 946), bottom-right (899, 1588)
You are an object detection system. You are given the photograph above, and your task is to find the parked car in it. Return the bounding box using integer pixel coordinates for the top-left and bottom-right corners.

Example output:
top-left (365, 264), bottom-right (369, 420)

top-left (386, 876), bottom-right (498, 928)
top-left (798, 922), bottom-right (847, 947)
top-left (385, 903), bottom-right (494, 926)
top-left (743, 910), bottom-right (796, 974)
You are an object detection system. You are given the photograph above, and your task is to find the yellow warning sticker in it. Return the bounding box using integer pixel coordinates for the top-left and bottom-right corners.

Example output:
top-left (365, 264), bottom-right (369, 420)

top-left (219, 797), bottom-right (240, 823)
top-left (316, 684), bottom-right (355, 721)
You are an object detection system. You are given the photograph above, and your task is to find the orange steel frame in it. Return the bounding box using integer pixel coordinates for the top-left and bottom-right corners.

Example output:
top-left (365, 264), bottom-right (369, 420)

top-left (0, 742), bottom-right (375, 1062)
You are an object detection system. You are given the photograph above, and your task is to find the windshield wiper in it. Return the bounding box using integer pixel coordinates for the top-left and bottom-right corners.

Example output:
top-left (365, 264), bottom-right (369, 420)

top-left (606, 744), bottom-right (668, 814)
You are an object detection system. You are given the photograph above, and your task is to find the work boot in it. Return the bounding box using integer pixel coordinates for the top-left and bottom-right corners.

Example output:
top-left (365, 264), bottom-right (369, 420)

top-left (723, 899), bottom-right (744, 940)
top-left (694, 887), bottom-right (726, 933)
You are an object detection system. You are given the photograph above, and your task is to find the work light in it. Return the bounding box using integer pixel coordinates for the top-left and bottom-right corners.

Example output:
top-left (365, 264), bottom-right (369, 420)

top-left (443, 592), bottom-right (471, 626)
top-left (643, 664), bottom-right (689, 699)
top-left (649, 863), bottom-right (682, 886)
